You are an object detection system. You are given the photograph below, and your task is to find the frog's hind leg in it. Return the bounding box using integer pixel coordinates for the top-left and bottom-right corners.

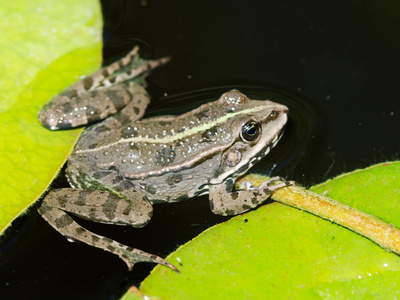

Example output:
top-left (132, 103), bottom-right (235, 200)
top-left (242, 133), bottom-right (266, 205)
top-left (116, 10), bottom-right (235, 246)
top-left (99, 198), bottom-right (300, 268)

top-left (38, 46), bottom-right (169, 130)
top-left (38, 188), bottom-right (178, 272)
top-left (87, 83), bottom-right (151, 132)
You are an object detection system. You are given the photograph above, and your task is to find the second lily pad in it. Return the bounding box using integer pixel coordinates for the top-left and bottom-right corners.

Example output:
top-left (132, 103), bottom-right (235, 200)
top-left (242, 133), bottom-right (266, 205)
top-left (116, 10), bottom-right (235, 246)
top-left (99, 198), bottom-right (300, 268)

top-left (139, 161), bottom-right (400, 299)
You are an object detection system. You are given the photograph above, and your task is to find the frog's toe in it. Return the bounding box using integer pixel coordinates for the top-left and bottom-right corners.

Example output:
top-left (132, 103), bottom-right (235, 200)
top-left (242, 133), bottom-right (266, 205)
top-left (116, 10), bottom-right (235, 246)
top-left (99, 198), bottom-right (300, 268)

top-left (120, 246), bottom-right (180, 273)
top-left (239, 181), bottom-right (256, 190)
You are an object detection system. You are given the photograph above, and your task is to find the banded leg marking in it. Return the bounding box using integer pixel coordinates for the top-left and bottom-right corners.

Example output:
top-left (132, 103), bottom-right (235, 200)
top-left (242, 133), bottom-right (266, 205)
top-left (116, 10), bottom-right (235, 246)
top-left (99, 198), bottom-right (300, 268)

top-left (38, 46), bottom-right (169, 130)
top-left (38, 189), bottom-right (178, 272)
top-left (209, 176), bottom-right (294, 216)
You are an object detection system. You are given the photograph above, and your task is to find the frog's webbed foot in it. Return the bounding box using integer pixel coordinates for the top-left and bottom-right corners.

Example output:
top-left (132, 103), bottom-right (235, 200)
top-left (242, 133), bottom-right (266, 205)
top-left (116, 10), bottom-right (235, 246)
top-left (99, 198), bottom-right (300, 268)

top-left (38, 46), bottom-right (169, 130)
top-left (209, 176), bottom-right (294, 216)
top-left (239, 176), bottom-right (294, 190)
top-left (38, 189), bottom-right (179, 273)
top-left (118, 243), bottom-right (179, 273)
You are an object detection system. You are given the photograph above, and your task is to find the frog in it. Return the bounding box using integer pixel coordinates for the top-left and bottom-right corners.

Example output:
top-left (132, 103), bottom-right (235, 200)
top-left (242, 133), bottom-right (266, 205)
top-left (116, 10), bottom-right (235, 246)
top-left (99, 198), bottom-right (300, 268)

top-left (37, 46), bottom-right (292, 272)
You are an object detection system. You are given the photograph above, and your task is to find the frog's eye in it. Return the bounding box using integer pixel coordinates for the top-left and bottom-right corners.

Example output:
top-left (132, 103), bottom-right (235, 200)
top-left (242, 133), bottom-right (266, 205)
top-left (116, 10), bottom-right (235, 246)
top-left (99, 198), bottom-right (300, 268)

top-left (269, 110), bottom-right (278, 120)
top-left (240, 120), bottom-right (261, 142)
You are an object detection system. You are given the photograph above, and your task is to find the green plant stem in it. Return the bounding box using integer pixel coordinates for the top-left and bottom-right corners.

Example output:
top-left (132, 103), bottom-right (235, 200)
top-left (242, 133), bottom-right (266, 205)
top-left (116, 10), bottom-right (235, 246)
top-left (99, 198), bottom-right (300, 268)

top-left (271, 185), bottom-right (400, 255)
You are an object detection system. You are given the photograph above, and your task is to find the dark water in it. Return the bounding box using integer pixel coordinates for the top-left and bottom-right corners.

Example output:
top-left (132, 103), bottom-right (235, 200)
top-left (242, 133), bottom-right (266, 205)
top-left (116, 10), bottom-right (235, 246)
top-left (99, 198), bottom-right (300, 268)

top-left (2, 1), bottom-right (400, 299)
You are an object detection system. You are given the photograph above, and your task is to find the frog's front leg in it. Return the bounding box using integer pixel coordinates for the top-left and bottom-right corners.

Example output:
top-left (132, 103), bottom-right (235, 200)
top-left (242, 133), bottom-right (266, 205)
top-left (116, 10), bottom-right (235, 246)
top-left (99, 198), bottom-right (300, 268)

top-left (38, 188), bottom-right (178, 272)
top-left (209, 177), bottom-right (293, 216)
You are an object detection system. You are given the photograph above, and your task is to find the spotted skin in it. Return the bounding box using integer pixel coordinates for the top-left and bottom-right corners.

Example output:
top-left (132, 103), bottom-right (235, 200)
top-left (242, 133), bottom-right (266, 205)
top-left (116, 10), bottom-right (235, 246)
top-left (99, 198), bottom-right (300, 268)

top-left (209, 177), bottom-right (294, 216)
top-left (38, 46), bottom-right (169, 130)
top-left (38, 47), bottom-right (291, 272)
top-left (38, 198), bottom-right (177, 272)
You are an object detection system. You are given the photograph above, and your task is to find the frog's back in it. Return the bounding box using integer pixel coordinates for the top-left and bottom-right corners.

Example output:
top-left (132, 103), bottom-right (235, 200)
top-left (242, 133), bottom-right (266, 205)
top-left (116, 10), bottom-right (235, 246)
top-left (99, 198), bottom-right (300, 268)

top-left (70, 96), bottom-right (237, 182)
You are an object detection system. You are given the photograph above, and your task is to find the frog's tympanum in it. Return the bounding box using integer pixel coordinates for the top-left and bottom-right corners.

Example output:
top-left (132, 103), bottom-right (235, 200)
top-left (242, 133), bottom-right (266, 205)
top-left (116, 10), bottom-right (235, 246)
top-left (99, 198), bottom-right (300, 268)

top-left (38, 47), bottom-right (291, 272)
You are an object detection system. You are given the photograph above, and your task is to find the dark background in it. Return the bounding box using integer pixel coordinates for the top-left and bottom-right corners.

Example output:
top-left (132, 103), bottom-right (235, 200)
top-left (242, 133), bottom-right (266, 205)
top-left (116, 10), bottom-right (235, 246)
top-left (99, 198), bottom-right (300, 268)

top-left (1, 1), bottom-right (400, 299)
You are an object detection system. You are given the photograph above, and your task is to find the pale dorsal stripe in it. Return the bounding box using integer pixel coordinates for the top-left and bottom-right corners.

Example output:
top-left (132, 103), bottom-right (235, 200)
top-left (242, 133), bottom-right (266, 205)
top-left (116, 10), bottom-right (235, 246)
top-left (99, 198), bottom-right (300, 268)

top-left (76, 104), bottom-right (271, 154)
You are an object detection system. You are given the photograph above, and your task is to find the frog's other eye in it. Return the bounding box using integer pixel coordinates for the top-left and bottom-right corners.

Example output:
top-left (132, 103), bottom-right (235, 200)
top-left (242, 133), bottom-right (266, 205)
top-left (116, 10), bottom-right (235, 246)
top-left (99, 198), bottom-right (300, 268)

top-left (269, 110), bottom-right (278, 120)
top-left (240, 120), bottom-right (261, 142)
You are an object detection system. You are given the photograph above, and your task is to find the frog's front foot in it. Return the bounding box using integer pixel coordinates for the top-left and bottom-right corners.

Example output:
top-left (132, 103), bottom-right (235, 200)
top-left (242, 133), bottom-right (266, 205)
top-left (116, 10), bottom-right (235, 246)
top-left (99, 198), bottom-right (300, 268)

top-left (239, 176), bottom-right (295, 190)
top-left (209, 177), bottom-right (294, 216)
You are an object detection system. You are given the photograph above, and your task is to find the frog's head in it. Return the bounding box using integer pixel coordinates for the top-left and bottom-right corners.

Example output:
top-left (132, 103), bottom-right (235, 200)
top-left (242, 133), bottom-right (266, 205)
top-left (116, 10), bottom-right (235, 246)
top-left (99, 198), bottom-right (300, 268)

top-left (212, 90), bottom-right (288, 183)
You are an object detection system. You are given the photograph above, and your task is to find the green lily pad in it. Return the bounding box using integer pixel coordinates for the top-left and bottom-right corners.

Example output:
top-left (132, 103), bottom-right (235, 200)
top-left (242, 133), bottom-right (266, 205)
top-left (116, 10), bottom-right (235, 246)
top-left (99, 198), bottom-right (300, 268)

top-left (310, 161), bottom-right (400, 225)
top-left (0, 0), bottom-right (102, 235)
top-left (139, 161), bottom-right (400, 299)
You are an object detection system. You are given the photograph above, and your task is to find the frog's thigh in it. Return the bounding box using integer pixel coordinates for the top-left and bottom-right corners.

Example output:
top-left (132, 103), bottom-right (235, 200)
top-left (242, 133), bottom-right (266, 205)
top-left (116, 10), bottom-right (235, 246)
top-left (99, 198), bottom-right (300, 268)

top-left (209, 179), bottom-right (291, 216)
top-left (41, 188), bottom-right (153, 227)
top-left (96, 83), bottom-right (150, 129)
